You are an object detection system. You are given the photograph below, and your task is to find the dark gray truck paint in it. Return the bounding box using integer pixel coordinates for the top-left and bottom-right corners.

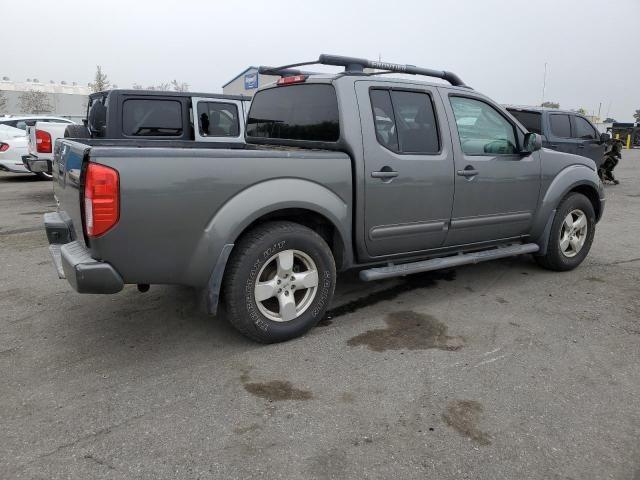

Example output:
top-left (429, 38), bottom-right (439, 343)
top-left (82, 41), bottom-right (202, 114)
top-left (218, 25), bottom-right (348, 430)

top-left (48, 73), bottom-right (604, 313)
top-left (506, 107), bottom-right (608, 167)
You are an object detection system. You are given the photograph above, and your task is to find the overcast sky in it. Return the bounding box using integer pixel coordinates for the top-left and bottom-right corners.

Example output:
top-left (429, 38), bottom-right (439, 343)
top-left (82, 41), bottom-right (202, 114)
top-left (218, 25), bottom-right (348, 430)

top-left (2, 0), bottom-right (638, 120)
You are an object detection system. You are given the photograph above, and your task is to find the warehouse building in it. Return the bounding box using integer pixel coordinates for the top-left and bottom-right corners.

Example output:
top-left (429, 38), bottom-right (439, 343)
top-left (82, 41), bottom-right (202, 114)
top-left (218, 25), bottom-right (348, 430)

top-left (0, 79), bottom-right (89, 120)
top-left (222, 67), bottom-right (279, 97)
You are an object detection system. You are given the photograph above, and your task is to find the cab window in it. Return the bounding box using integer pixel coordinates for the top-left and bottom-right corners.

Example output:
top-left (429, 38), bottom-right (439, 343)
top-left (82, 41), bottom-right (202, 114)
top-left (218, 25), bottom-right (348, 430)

top-left (450, 96), bottom-right (517, 155)
top-left (122, 99), bottom-right (183, 137)
top-left (549, 114), bottom-right (571, 138)
top-left (197, 102), bottom-right (240, 137)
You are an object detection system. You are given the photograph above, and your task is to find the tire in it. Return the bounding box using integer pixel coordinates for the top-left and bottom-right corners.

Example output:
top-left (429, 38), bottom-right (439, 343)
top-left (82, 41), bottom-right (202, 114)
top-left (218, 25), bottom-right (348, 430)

top-left (222, 221), bottom-right (336, 343)
top-left (63, 124), bottom-right (90, 138)
top-left (35, 171), bottom-right (52, 180)
top-left (535, 192), bottom-right (596, 271)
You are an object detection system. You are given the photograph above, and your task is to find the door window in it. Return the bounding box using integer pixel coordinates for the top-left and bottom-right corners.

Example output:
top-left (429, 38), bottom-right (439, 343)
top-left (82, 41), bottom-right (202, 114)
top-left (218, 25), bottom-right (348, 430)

top-left (573, 116), bottom-right (598, 140)
top-left (450, 96), bottom-right (517, 155)
top-left (369, 89), bottom-right (440, 154)
top-left (549, 114), bottom-right (571, 138)
top-left (197, 102), bottom-right (240, 137)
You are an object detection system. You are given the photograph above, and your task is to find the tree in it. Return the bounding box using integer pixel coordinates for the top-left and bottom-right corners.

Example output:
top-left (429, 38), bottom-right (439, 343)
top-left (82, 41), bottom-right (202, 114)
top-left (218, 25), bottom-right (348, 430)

top-left (604, 117), bottom-right (617, 124)
top-left (19, 90), bottom-right (52, 114)
top-left (171, 80), bottom-right (189, 92)
top-left (576, 107), bottom-right (587, 115)
top-left (89, 65), bottom-right (111, 93)
top-left (540, 101), bottom-right (559, 109)
top-left (0, 90), bottom-right (7, 114)
top-left (132, 83), bottom-right (143, 90)
top-left (633, 109), bottom-right (640, 122)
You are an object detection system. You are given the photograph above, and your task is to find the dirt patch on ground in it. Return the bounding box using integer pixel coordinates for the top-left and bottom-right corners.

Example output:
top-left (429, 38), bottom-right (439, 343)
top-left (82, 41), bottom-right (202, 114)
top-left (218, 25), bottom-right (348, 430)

top-left (243, 380), bottom-right (313, 401)
top-left (347, 310), bottom-right (464, 352)
top-left (442, 400), bottom-right (491, 446)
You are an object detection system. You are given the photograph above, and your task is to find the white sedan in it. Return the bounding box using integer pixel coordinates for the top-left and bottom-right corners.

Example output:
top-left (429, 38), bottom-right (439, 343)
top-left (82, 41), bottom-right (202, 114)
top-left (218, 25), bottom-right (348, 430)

top-left (0, 125), bottom-right (30, 174)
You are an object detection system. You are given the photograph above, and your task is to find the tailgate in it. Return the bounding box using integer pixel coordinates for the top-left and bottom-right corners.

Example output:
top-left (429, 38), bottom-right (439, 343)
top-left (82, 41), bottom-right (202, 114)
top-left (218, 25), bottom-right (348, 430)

top-left (52, 140), bottom-right (89, 245)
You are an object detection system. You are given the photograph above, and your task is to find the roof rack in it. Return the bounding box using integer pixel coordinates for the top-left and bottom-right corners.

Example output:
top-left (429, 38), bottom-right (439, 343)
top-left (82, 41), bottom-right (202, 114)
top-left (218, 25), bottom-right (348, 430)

top-left (259, 54), bottom-right (468, 87)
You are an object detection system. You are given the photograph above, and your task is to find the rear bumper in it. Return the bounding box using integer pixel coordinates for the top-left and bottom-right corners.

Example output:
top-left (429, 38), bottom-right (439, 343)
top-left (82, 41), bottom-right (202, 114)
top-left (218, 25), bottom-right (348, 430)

top-left (22, 154), bottom-right (51, 173)
top-left (44, 212), bottom-right (123, 294)
top-left (0, 159), bottom-right (31, 173)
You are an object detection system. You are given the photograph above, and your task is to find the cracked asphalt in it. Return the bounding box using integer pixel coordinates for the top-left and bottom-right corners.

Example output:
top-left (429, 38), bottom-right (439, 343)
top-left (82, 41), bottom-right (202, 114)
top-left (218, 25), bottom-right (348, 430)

top-left (1, 150), bottom-right (639, 479)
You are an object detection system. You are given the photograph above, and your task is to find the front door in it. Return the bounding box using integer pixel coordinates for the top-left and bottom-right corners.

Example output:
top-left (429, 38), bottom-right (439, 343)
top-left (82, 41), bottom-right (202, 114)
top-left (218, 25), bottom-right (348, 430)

top-left (355, 81), bottom-right (454, 257)
top-left (572, 115), bottom-right (606, 165)
top-left (442, 93), bottom-right (541, 246)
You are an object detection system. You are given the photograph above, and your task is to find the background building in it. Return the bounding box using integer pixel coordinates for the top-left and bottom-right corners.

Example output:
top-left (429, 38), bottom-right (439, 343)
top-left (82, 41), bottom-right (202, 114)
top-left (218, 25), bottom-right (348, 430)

top-left (0, 79), bottom-right (89, 121)
top-left (222, 67), bottom-right (279, 97)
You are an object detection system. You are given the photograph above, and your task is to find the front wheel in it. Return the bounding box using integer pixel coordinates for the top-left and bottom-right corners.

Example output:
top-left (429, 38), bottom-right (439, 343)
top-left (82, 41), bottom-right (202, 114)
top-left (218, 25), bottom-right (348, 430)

top-left (535, 192), bottom-right (596, 271)
top-left (35, 171), bottom-right (52, 180)
top-left (222, 221), bottom-right (336, 343)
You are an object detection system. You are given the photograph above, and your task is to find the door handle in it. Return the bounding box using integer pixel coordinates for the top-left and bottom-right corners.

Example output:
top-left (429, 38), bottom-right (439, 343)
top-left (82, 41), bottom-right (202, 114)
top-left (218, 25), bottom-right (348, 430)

top-left (371, 170), bottom-right (399, 179)
top-left (457, 168), bottom-right (478, 177)
top-left (576, 145), bottom-right (585, 149)
top-left (548, 144), bottom-right (558, 149)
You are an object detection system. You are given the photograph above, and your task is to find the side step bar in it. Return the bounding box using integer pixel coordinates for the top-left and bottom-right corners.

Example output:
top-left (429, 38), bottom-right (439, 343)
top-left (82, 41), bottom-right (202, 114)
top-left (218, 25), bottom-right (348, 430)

top-left (359, 243), bottom-right (540, 282)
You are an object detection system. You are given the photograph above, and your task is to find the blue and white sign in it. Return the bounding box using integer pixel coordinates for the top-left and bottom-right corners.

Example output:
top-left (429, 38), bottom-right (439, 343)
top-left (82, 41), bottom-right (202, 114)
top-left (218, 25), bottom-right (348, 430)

top-left (244, 72), bottom-right (259, 90)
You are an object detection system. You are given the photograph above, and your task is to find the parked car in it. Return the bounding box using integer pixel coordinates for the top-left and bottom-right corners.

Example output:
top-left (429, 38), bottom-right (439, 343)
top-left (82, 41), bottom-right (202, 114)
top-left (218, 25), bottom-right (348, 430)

top-left (0, 116), bottom-right (75, 178)
top-left (68, 89), bottom-right (251, 144)
top-left (23, 121), bottom-right (77, 179)
top-left (45, 54), bottom-right (604, 344)
top-left (505, 106), bottom-right (609, 166)
top-left (0, 125), bottom-right (30, 174)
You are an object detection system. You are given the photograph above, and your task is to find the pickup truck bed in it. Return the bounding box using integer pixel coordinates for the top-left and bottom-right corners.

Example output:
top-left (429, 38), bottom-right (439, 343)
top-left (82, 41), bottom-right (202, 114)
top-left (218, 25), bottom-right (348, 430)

top-left (52, 139), bottom-right (351, 288)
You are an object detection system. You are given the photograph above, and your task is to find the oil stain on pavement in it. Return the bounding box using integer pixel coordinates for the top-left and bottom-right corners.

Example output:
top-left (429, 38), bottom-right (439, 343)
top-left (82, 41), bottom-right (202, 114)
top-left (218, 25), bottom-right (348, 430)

top-left (346, 310), bottom-right (464, 352)
top-left (442, 400), bottom-right (491, 446)
top-left (243, 380), bottom-right (313, 401)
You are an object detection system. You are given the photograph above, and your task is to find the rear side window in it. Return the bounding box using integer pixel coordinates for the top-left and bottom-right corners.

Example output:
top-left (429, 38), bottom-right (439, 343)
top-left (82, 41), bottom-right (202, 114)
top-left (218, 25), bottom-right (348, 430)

top-left (370, 89), bottom-right (440, 154)
top-left (122, 99), bottom-right (183, 137)
top-left (549, 114), bottom-right (571, 138)
top-left (197, 102), bottom-right (240, 137)
top-left (246, 84), bottom-right (339, 142)
top-left (507, 109), bottom-right (542, 134)
top-left (573, 116), bottom-right (598, 139)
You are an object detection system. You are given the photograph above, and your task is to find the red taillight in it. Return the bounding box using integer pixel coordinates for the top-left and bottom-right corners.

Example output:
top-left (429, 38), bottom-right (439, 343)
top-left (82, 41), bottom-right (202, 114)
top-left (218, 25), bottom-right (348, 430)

top-left (0, 143), bottom-right (9, 152)
top-left (35, 129), bottom-right (52, 153)
top-left (277, 75), bottom-right (307, 85)
top-left (84, 163), bottom-right (119, 237)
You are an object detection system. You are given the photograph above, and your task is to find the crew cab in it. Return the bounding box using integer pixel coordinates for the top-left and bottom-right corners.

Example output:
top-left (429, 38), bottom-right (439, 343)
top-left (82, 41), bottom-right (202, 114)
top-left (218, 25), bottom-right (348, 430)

top-left (45, 55), bottom-right (604, 344)
top-left (506, 106), bottom-right (609, 167)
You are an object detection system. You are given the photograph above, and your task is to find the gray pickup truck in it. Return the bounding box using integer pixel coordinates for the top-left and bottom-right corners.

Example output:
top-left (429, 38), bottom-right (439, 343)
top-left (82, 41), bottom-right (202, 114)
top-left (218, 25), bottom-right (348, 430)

top-left (45, 54), bottom-right (604, 343)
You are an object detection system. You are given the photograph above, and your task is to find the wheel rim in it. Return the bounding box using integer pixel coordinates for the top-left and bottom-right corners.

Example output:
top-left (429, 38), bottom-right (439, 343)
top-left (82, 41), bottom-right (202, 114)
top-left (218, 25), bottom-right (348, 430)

top-left (254, 249), bottom-right (319, 322)
top-left (559, 209), bottom-right (588, 258)
top-left (38, 172), bottom-right (52, 179)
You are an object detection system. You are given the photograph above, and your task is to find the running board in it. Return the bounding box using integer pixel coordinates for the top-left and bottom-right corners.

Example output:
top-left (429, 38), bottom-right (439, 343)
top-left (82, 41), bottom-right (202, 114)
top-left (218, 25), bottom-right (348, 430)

top-left (359, 243), bottom-right (540, 281)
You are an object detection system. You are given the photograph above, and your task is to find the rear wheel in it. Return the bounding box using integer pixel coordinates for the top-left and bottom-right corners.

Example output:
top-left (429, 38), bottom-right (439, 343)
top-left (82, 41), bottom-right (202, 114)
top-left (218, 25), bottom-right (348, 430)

top-left (222, 221), bottom-right (336, 343)
top-left (535, 192), bottom-right (595, 271)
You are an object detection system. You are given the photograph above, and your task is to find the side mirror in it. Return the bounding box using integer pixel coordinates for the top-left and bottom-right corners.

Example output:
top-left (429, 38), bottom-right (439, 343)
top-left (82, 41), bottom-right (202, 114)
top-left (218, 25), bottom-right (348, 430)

top-left (522, 132), bottom-right (542, 153)
top-left (600, 132), bottom-right (610, 143)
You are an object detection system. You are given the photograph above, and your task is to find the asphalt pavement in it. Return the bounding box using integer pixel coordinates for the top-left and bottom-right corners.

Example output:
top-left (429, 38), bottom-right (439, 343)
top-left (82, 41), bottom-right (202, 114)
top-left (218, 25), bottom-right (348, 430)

top-left (1, 151), bottom-right (639, 479)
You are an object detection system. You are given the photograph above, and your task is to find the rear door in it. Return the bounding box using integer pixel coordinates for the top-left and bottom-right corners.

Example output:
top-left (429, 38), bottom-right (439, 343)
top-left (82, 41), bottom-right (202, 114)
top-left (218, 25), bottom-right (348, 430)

top-left (571, 115), bottom-right (605, 166)
top-left (355, 80), bottom-right (454, 257)
top-left (193, 98), bottom-right (246, 143)
top-left (443, 92), bottom-right (541, 246)
top-left (545, 113), bottom-right (578, 155)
